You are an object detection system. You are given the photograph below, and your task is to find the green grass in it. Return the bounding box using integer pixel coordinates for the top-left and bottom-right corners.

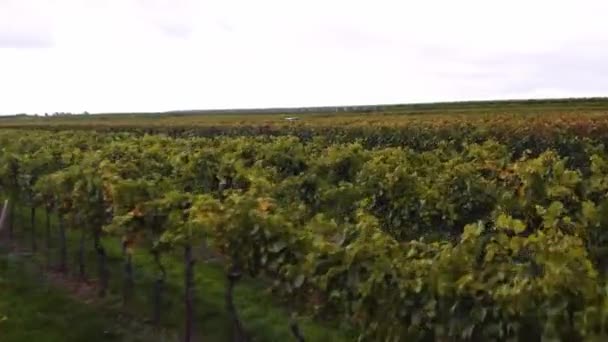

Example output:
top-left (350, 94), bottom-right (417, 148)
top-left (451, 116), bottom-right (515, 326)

top-left (4, 203), bottom-right (352, 341)
top-left (0, 247), bottom-right (176, 342)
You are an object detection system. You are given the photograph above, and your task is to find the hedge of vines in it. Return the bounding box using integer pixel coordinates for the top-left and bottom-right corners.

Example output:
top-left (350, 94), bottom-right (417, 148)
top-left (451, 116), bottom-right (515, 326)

top-left (3, 125), bottom-right (608, 341)
top-left (5, 112), bottom-right (608, 154)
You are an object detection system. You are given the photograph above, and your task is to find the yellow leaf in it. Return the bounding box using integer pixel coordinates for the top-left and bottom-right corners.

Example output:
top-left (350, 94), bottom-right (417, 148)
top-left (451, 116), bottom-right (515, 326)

top-left (257, 197), bottom-right (274, 213)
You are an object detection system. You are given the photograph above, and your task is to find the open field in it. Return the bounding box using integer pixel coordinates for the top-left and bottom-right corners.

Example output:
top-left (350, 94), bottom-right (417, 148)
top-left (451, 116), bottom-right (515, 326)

top-left (3, 98), bottom-right (608, 341)
top-left (2, 97), bottom-right (608, 131)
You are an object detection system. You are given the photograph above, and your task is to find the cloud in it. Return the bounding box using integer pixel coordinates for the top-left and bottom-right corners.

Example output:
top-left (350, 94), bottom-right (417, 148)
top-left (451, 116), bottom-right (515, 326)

top-left (0, 31), bottom-right (52, 48)
top-left (0, 0), bottom-right (54, 48)
top-left (0, 0), bottom-right (607, 114)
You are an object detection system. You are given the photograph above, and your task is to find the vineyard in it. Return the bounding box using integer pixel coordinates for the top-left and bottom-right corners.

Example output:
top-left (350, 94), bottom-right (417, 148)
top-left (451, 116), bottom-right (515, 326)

top-left (4, 104), bottom-right (608, 341)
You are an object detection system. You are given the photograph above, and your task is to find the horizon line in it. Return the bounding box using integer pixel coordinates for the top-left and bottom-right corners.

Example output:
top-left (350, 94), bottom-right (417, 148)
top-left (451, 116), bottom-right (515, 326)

top-left (5, 96), bottom-right (608, 116)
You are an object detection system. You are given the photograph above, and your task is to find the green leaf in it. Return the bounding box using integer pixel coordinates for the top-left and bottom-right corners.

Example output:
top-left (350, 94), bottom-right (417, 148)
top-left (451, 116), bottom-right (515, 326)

top-left (496, 213), bottom-right (526, 234)
top-left (581, 201), bottom-right (598, 226)
top-left (462, 221), bottom-right (484, 240)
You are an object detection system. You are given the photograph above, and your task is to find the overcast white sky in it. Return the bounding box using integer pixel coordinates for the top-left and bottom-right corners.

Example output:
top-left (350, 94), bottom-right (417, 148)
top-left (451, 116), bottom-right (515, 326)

top-left (1, 0), bottom-right (607, 114)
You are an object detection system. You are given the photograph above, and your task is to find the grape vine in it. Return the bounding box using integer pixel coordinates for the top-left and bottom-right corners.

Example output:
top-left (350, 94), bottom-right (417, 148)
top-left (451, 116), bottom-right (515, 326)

top-left (2, 126), bottom-right (608, 341)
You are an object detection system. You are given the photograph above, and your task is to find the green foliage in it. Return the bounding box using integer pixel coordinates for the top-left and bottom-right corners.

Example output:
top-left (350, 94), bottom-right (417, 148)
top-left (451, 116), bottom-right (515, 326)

top-left (5, 125), bottom-right (608, 341)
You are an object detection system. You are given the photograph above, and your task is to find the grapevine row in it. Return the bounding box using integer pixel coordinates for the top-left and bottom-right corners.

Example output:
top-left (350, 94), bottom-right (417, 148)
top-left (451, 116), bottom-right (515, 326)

top-left (2, 128), bottom-right (608, 340)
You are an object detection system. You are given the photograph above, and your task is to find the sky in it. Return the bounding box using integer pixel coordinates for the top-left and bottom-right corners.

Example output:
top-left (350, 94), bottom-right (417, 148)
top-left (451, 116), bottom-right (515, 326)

top-left (1, 0), bottom-right (607, 114)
